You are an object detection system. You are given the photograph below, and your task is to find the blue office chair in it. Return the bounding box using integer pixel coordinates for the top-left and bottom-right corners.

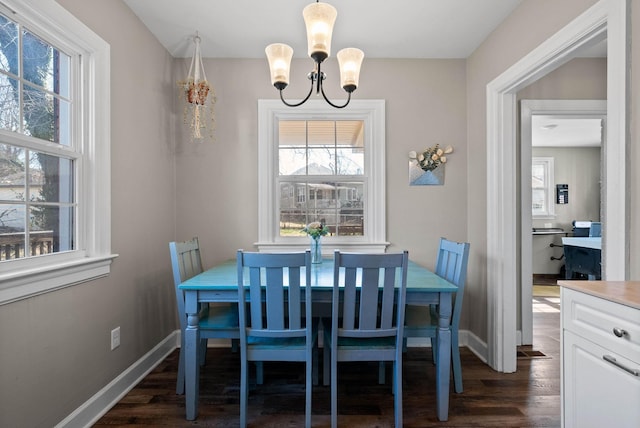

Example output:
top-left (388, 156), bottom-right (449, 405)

top-left (324, 250), bottom-right (409, 428)
top-left (169, 237), bottom-right (240, 395)
top-left (236, 250), bottom-right (315, 428)
top-left (403, 237), bottom-right (470, 393)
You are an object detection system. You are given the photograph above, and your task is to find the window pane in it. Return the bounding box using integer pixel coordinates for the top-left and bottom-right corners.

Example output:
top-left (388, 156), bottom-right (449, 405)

top-left (0, 203), bottom-right (25, 260)
top-left (308, 147), bottom-right (335, 175)
top-left (28, 151), bottom-right (73, 203)
top-left (22, 30), bottom-right (70, 97)
top-left (278, 180), bottom-right (364, 236)
top-left (336, 147), bottom-right (364, 175)
top-left (279, 121), bottom-right (306, 147)
top-left (532, 188), bottom-right (546, 215)
top-left (0, 75), bottom-right (20, 132)
top-left (279, 147), bottom-right (306, 175)
top-left (531, 164), bottom-right (547, 189)
top-left (0, 14), bottom-right (18, 75)
top-left (23, 84), bottom-right (70, 144)
top-left (30, 205), bottom-right (74, 253)
top-left (0, 202), bottom-right (24, 231)
top-left (0, 143), bottom-right (26, 200)
top-left (307, 121), bottom-right (334, 146)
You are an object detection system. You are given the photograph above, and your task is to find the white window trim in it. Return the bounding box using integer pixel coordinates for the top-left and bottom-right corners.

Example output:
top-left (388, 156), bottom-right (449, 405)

top-left (0, 0), bottom-right (115, 305)
top-left (531, 157), bottom-right (555, 219)
top-left (256, 99), bottom-right (388, 254)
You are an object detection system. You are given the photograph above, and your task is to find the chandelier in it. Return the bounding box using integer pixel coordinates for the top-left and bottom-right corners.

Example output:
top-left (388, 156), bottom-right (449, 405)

top-left (265, 1), bottom-right (364, 109)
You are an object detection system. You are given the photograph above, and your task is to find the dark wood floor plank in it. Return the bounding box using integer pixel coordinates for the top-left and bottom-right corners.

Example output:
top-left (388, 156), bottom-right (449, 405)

top-left (95, 310), bottom-right (561, 427)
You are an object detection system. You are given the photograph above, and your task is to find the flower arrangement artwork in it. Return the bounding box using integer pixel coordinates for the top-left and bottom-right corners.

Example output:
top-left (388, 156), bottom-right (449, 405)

top-left (302, 221), bottom-right (329, 263)
top-left (178, 33), bottom-right (216, 142)
top-left (408, 144), bottom-right (454, 185)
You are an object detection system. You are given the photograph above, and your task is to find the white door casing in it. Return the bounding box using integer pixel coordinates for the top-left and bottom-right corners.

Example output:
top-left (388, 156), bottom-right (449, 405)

top-left (486, 0), bottom-right (628, 372)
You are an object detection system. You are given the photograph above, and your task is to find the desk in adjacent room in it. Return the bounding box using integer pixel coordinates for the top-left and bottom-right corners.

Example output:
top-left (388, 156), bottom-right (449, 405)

top-left (179, 258), bottom-right (458, 422)
top-left (562, 237), bottom-right (602, 280)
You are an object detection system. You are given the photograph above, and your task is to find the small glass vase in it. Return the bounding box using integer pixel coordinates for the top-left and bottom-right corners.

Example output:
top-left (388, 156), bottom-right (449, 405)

top-left (310, 237), bottom-right (322, 264)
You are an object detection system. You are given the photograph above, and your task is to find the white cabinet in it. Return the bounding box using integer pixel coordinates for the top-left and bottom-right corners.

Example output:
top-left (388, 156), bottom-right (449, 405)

top-left (561, 286), bottom-right (640, 428)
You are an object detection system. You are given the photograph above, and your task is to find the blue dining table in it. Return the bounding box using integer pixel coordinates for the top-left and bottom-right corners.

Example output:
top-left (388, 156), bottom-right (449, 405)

top-left (179, 257), bottom-right (457, 422)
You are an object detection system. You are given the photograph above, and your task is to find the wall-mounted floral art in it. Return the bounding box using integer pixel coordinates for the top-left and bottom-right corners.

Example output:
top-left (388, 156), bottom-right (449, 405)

top-left (408, 144), bottom-right (453, 185)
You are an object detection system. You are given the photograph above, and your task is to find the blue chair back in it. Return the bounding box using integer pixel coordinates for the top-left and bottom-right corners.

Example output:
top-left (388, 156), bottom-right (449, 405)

top-left (169, 237), bottom-right (204, 333)
top-left (333, 251), bottom-right (409, 341)
top-left (237, 250), bottom-right (312, 340)
top-left (434, 237), bottom-right (470, 330)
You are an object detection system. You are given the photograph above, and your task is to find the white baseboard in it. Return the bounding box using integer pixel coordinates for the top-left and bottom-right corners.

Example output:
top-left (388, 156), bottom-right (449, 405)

top-left (461, 329), bottom-right (488, 363)
top-left (405, 329), bottom-right (489, 364)
top-left (55, 331), bottom-right (178, 428)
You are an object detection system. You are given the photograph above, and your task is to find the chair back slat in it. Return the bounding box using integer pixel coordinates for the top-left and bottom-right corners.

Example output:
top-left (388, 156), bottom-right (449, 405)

top-left (379, 266), bottom-right (397, 329)
top-left (264, 267), bottom-right (286, 330)
top-left (287, 266), bottom-right (302, 329)
top-left (358, 270), bottom-right (379, 330)
top-left (342, 267), bottom-right (358, 330)
top-left (434, 237), bottom-right (470, 328)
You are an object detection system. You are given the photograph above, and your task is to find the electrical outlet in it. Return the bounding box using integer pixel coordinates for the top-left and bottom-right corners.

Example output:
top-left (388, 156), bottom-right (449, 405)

top-left (111, 326), bottom-right (120, 350)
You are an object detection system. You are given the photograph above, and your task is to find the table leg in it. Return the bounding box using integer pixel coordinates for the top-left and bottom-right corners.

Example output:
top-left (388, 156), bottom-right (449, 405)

top-left (184, 291), bottom-right (200, 420)
top-left (436, 292), bottom-right (452, 421)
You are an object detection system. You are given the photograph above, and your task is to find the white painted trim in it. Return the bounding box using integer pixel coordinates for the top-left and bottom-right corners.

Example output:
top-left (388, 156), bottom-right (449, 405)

top-left (0, 255), bottom-right (117, 305)
top-left (0, 0), bottom-right (114, 303)
top-left (256, 99), bottom-right (388, 253)
top-left (519, 100), bottom-right (606, 346)
top-left (487, 0), bottom-right (628, 372)
top-left (54, 332), bottom-right (178, 428)
top-left (407, 330), bottom-right (488, 365)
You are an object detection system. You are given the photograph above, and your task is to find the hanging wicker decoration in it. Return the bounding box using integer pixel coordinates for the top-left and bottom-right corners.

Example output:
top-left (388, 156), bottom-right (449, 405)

top-left (178, 33), bottom-right (215, 141)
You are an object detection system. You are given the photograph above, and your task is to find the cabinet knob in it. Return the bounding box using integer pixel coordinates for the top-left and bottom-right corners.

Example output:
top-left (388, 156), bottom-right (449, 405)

top-left (612, 327), bottom-right (627, 338)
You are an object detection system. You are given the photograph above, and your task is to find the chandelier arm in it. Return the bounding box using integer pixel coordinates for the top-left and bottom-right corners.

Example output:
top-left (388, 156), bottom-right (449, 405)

top-left (320, 83), bottom-right (351, 109)
top-left (279, 77), bottom-right (315, 107)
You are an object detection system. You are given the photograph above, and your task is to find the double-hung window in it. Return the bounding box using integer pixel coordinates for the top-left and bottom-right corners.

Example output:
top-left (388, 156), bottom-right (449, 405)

top-left (0, 0), bottom-right (112, 304)
top-left (257, 99), bottom-right (387, 254)
top-left (532, 157), bottom-right (555, 218)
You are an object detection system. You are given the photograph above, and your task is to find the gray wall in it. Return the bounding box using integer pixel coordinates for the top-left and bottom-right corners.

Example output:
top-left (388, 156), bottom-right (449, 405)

top-left (2, 0), bottom-right (640, 426)
top-left (0, 1), bottom-right (178, 426)
top-left (175, 58), bottom-right (468, 271)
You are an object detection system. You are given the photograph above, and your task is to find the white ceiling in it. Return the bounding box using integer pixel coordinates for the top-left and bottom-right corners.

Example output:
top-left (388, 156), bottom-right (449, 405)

top-left (122, 0), bottom-right (607, 147)
top-left (122, 0), bottom-right (525, 59)
top-left (532, 116), bottom-right (603, 148)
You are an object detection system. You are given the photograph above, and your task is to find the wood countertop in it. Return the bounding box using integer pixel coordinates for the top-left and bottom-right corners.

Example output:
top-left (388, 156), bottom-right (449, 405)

top-left (558, 280), bottom-right (640, 310)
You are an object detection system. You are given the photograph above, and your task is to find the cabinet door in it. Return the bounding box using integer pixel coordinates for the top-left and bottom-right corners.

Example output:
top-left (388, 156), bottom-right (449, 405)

top-left (563, 330), bottom-right (640, 428)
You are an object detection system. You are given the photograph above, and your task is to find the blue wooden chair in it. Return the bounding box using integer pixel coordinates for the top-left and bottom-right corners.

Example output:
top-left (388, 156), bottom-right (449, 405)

top-left (236, 250), bottom-right (315, 428)
top-left (324, 250), bottom-right (409, 428)
top-left (169, 237), bottom-right (240, 395)
top-left (403, 237), bottom-right (470, 393)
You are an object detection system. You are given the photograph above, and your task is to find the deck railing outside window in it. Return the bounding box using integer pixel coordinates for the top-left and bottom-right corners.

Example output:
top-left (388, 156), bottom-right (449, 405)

top-left (0, 230), bottom-right (54, 260)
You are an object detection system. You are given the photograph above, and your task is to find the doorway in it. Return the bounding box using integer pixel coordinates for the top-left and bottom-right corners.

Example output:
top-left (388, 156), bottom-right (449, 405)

top-left (486, 0), bottom-right (628, 372)
top-left (519, 100), bottom-right (606, 347)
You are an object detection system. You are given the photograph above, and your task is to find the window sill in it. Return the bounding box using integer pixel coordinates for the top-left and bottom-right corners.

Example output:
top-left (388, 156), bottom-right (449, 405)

top-left (255, 241), bottom-right (390, 254)
top-left (0, 254), bottom-right (118, 305)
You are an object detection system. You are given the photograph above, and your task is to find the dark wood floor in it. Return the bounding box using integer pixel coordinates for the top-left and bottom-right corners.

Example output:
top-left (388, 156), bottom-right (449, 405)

top-left (95, 308), bottom-right (560, 427)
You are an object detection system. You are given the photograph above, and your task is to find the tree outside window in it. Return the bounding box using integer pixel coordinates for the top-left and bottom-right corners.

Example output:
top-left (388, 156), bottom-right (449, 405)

top-left (0, 12), bottom-right (74, 260)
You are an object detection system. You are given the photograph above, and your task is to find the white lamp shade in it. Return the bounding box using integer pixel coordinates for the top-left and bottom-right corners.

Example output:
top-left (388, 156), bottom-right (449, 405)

top-left (265, 43), bottom-right (293, 87)
top-left (303, 2), bottom-right (337, 60)
top-left (337, 48), bottom-right (364, 91)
